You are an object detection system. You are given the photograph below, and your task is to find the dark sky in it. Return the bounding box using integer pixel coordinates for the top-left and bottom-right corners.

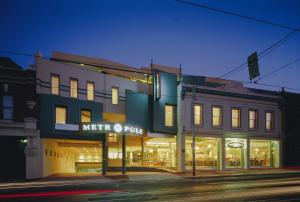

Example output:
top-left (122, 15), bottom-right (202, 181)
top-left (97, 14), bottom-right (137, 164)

top-left (1, 0), bottom-right (300, 92)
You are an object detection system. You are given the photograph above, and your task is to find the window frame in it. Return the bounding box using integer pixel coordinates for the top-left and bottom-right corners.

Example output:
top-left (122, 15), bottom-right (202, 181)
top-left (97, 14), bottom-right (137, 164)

top-left (194, 103), bottom-right (203, 126)
top-left (231, 107), bottom-right (241, 129)
top-left (86, 81), bottom-right (95, 101)
top-left (265, 111), bottom-right (275, 131)
top-left (2, 94), bottom-right (14, 120)
top-left (69, 77), bottom-right (78, 98)
top-left (165, 104), bottom-right (174, 127)
top-left (80, 109), bottom-right (92, 123)
top-left (50, 73), bottom-right (60, 95)
top-left (111, 86), bottom-right (119, 105)
top-left (55, 105), bottom-right (67, 124)
top-left (211, 105), bottom-right (223, 128)
top-left (248, 109), bottom-right (258, 130)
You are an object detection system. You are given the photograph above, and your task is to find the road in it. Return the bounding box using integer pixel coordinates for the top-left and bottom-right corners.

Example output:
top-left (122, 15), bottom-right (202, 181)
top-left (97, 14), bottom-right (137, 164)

top-left (1, 174), bottom-right (300, 201)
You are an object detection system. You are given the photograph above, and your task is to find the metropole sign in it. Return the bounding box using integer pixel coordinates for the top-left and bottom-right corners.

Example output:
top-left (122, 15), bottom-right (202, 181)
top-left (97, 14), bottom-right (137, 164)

top-left (81, 123), bottom-right (144, 135)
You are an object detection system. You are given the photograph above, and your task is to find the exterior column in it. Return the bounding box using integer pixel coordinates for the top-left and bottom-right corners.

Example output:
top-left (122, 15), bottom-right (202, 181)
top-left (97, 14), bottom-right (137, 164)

top-left (246, 138), bottom-right (250, 169)
top-left (102, 136), bottom-right (107, 175)
top-left (177, 130), bottom-right (185, 172)
top-left (221, 137), bottom-right (226, 170)
top-left (122, 134), bottom-right (126, 174)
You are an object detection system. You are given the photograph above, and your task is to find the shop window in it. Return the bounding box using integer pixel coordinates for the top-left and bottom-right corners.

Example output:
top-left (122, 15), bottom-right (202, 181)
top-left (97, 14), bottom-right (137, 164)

top-left (70, 78), bottom-right (78, 98)
top-left (250, 140), bottom-right (280, 168)
top-left (185, 137), bottom-right (220, 170)
top-left (112, 87), bottom-right (119, 105)
top-left (165, 105), bottom-right (174, 127)
top-left (194, 104), bottom-right (203, 125)
top-left (87, 82), bottom-right (94, 101)
top-left (212, 106), bottom-right (222, 127)
top-left (51, 74), bottom-right (60, 95)
top-left (225, 138), bottom-right (247, 169)
top-left (108, 133), bottom-right (118, 143)
top-left (126, 136), bottom-right (143, 167)
top-left (55, 106), bottom-right (67, 124)
top-left (231, 108), bottom-right (241, 128)
top-left (81, 109), bottom-right (91, 123)
top-left (143, 137), bottom-right (176, 169)
top-left (265, 111), bottom-right (274, 130)
top-left (2, 95), bottom-right (13, 120)
top-left (249, 110), bottom-right (258, 129)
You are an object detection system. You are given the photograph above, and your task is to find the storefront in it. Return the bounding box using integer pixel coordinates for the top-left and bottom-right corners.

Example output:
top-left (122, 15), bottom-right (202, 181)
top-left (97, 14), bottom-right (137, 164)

top-left (185, 136), bottom-right (280, 170)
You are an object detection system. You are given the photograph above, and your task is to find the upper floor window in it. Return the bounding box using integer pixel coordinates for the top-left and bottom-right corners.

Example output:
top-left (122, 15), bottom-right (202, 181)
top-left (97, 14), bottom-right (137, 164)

top-left (265, 111), bottom-right (274, 130)
top-left (51, 74), bottom-right (60, 95)
top-left (2, 95), bottom-right (13, 120)
top-left (55, 106), bottom-right (67, 124)
top-left (87, 82), bottom-right (94, 101)
top-left (165, 104), bottom-right (174, 127)
top-left (249, 110), bottom-right (258, 129)
top-left (112, 87), bottom-right (119, 105)
top-left (212, 106), bottom-right (222, 127)
top-left (156, 73), bottom-right (161, 99)
top-left (81, 109), bottom-right (91, 123)
top-left (231, 108), bottom-right (241, 128)
top-left (194, 104), bottom-right (203, 125)
top-left (70, 78), bottom-right (78, 98)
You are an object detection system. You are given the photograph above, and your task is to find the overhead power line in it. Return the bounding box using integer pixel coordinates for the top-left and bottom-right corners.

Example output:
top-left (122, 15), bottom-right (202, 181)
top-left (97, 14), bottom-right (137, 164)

top-left (257, 57), bottom-right (300, 81)
top-left (175, 0), bottom-right (300, 32)
top-left (219, 26), bottom-right (300, 79)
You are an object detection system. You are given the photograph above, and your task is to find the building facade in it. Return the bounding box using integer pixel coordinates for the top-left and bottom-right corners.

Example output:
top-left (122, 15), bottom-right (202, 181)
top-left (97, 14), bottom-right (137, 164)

top-left (2, 52), bottom-right (284, 179)
top-left (0, 57), bottom-right (38, 179)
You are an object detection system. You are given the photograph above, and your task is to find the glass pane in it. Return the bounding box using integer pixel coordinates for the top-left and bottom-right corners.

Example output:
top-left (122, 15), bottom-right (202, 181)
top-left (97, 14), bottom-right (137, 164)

top-left (212, 107), bottom-right (221, 126)
top-left (81, 110), bottom-right (91, 123)
top-left (55, 107), bottom-right (66, 124)
top-left (250, 140), bottom-right (270, 167)
top-left (194, 105), bottom-right (202, 125)
top-left (225, 138), bottom-right (246, 168)
top-left (51, 75), bottom-right (59, 95)
top-left (3, 95), bottom-right (13, 107)
top-left (87, 82), bottom-right (94, 101)
top-left (112, 87), bottom-right (118, 105)
top-left (3, 108), bottom-right (13, 120)
top-left (70, 79), bottom-right (78, 98)
top-left (165, 105), bottom-right (173, 126)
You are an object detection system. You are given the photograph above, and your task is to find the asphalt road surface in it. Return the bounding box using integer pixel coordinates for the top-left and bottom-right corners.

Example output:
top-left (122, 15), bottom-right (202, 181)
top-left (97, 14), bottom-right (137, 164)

top-left (1, 175), bottom-right (300, 202)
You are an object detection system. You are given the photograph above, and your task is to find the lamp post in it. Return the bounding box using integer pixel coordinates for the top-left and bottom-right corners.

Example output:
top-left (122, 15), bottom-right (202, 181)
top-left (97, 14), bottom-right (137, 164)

top-left (192, 86), bottom-right (196, 176)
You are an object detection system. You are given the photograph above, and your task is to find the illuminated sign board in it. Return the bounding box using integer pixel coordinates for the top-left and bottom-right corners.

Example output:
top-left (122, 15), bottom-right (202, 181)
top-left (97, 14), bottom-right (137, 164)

top-left (227, 141), bottom-right (244, 148)
top-left (81, 123), bottom-right (144, 135)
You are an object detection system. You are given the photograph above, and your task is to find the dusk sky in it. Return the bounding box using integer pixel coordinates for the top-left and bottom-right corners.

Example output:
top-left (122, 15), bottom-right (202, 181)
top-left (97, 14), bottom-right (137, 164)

top-left (1, 0), bottom-right (299, 92)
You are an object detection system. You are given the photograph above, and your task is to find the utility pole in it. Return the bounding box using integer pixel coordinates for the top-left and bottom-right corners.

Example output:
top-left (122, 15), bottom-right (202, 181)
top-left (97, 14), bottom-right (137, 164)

top-left (192, 86), bottom-right (196, 176)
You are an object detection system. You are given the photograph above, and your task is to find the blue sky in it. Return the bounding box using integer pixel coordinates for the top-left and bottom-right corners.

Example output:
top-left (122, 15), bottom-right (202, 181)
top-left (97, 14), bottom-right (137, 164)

top-left (0, 0), bottom-right (299, 91)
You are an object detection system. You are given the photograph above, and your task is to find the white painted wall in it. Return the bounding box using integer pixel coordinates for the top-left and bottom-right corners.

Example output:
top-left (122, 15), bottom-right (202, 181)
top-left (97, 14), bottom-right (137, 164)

top-left (180, 87), bottom-right (282, 137)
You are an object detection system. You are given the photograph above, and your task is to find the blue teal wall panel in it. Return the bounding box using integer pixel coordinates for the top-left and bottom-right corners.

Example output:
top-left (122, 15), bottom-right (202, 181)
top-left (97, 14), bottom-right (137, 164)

top-left (153, 70), bottom-right (177, 134)
top-left (125, 89), bottom-right (150, 129)
top-left (39, 94), bottom-right (103, 138)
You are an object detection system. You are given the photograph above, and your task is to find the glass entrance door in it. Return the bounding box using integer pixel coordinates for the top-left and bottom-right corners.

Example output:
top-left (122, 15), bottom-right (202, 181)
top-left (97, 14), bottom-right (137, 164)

top-left (225, 138), bottom-right (246, 169)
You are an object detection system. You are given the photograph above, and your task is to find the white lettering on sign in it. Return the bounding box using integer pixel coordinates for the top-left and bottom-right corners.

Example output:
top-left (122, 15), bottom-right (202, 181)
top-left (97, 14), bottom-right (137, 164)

top-left (227, 141), bottom-right (244, 148)
top-left (81, 123), bottom-right (144, 135)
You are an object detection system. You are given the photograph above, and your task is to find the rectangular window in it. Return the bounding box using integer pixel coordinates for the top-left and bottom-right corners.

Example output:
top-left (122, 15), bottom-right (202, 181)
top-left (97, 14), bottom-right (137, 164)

top-left (51, 74), bottom-right (60, 95)
top-left (81, 109), bottom-right (91, 123)
top-left (156, 73), bottom-right (161, 98)
top-left (112, 87), bottom-right (119, 105)
top-left (55, 106), bottom-right (67, 124)
top-left (194, 104), bottom-right (203, 125)
top-left (87, 82), bottom-right (94, 101)
top-left (231, 108), bottom-right (241, 128)
top-left (165, 105), bottom-right (174, 127)
top-left (108, 133), bottom-right (118, 143)
top-left (265, 111), bottom-right (274, 130)
top-left (70, 78), bottom-right (78, 98)
top-left (2, 95), bottom-right (13, 120)
top-left (249, 110), bottom-right (258, 129)
top-left (212, 106), bottom-right (222, 127)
